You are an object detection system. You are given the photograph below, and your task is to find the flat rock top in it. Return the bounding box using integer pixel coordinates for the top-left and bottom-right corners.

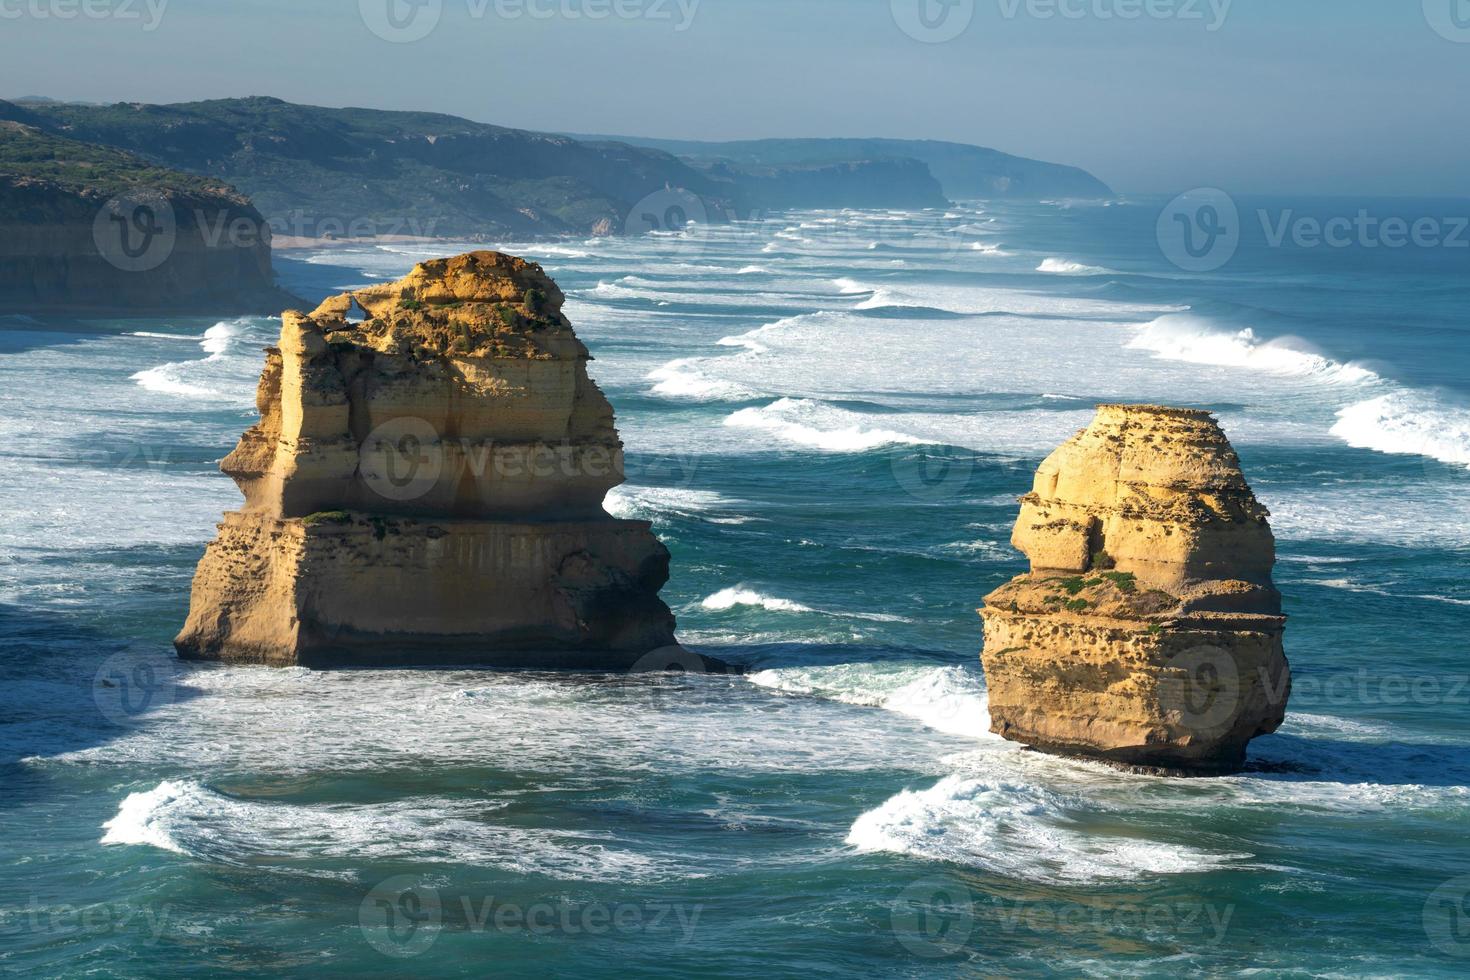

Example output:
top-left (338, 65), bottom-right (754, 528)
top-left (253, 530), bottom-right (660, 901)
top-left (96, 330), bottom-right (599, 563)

top-left (300, 251), bottom-right (579, 360)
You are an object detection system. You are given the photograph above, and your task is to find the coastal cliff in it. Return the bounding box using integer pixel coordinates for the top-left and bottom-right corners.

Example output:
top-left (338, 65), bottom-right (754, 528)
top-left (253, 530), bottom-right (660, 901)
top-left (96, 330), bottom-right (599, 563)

top-left (979, 405), bottom-right (1290, 773)
top-left (0, 119), bottom-right (296, 314)
top-left (175, 251), bottom-right (679, 667)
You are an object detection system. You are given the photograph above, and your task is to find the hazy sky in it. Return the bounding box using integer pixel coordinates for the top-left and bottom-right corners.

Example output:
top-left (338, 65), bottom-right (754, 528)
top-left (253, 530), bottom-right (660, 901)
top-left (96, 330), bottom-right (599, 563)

top-left (1, 0), bottom-right (1466, 196)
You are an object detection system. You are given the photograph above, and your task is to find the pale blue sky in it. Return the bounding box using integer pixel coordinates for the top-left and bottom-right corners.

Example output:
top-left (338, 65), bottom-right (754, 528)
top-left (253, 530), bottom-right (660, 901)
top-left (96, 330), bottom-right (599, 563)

top-left (2, 0), bottom-right (1466, 195)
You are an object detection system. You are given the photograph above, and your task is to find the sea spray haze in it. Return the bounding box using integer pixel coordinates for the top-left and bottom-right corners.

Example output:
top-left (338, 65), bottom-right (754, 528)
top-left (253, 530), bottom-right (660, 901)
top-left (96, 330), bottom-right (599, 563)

top-left (1, 198), bottom-right (1468, 975)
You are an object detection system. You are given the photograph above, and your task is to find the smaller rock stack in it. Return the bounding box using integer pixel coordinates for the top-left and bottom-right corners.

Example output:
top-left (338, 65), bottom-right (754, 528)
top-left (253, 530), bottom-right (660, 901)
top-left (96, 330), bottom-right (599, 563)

top-left (979, 405), bottom-right (1290, 774)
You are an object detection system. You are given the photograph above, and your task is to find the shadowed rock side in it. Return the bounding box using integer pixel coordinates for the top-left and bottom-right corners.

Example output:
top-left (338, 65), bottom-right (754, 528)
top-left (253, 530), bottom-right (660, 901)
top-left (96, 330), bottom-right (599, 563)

top-left (979, 405), bottom-right (1290, 774)
top-left (176, 251), bottom-right (680, 668)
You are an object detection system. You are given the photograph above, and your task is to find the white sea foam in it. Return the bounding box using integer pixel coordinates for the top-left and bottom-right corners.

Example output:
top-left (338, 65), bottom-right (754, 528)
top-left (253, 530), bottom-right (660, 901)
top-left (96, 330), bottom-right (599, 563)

top-left (129, 318), bottom-right (261, 403)
top-left (1037, 257), bottom-right (1110, 275)
top-left (700, 587), bottom-right (814, 614)
top-left (602, 486), bottom-right (737, 524)
top-left (747, 663), bottom-right (990, 739)
top-left (646, 359), bottom-right (761, 402)
top-left (968, 241), bottom-right (1010, 255)
top-left (1330, 392), bottom-right (1470, 468)
top-left (846, 775), bottom-right (1250, 884)
top-left (702, 590), bottom-right (913, 624)
top-left (1128, 314), bottom-right (1379, 385)
top-left (716, 311), bottom-right (839, 354)
top-left (102, 780), bottom-right (684, 882)
top-left (724, 398), bottom-right (931, 453)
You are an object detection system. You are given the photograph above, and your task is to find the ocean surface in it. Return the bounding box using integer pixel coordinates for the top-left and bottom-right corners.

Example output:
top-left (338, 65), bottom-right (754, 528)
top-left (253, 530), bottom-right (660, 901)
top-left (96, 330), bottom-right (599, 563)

top-left (2, 197), bottom-right (1469, 977)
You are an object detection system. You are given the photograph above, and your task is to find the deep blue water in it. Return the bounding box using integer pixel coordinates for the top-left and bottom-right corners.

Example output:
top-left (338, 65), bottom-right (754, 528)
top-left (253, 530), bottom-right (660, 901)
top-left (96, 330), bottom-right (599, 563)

top-left (2, 197), bottom-right (1468, 977)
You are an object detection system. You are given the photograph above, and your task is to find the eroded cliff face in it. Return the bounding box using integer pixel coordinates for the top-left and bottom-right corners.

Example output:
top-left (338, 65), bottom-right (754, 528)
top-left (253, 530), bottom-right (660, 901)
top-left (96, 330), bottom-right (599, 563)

top-left (979, 405), bottom-right (1290, 774)
top-left (176, 251), bottom-right (678, 667)
top-left (0, 119), bottom-right (297, 314)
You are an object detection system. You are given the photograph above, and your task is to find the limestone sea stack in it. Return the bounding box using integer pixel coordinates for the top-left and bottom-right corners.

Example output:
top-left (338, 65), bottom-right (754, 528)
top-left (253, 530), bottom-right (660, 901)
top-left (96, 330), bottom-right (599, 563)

top-left (979, 405), bottom-right (1290, 774)
top-left (176, 251), bottom-right (680, 668)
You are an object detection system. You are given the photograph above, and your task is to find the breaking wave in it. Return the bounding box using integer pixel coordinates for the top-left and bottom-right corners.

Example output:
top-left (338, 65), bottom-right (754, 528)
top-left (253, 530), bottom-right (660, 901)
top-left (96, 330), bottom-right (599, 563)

top-left (724, 398), bottom-right (932, 453)
top-left (846, 775), bottom-right (1252, 884)
top-left (1037, 257), bottom-right (1111, 275)
top-left (747, 663), bottom-right (989, 739)
top-left (1128, 314), bottom-right (1378, 385)
top-left (102, 780), bottom-right (685, 882)
top-left (1330, 392), bottom-right (1470, 468)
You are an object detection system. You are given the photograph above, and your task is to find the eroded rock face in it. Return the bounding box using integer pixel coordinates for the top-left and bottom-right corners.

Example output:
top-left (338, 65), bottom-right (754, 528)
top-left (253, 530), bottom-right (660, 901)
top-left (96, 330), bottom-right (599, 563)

top-left (979, 405), bottom-right (1290, 774)
top-left (176, 251), bottom-right (679, 667)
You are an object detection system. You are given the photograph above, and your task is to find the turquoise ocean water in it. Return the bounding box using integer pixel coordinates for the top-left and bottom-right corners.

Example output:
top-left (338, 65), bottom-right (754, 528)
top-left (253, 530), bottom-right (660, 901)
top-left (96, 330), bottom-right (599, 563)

top-left (2, 198), bottom-right (1468, 976)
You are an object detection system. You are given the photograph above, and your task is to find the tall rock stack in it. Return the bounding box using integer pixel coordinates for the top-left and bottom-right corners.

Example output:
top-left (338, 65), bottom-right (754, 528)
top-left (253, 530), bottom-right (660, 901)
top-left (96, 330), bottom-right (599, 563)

top-left (176, 251), bottom-right (678, 668)
top-left (980, 405), bottom-right (1290, 774)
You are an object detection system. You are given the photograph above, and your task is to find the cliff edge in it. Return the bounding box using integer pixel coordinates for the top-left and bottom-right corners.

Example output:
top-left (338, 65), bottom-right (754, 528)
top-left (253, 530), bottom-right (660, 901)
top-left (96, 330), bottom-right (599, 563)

top-left (175, 251), bottom-right (679, 667)
top-left (0, 118), bottom-right (297, 314)
top-left (979, 405), bottom-right (1290, 774)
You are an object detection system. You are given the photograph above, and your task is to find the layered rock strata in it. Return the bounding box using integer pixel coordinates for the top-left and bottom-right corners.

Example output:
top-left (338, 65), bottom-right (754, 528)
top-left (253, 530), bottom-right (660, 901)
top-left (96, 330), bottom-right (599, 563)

top-left (0, 119), bottom-right (297, 314)
top-left (979, 405), bottom-right (1290, 773)
top-left (176, 251), bottom-right (679, 667)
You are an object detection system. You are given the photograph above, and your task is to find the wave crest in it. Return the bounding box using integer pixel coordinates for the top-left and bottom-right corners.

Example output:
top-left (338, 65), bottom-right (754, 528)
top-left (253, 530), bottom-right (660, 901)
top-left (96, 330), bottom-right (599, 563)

top-left (846, 775), bottom-right (1251, 884)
